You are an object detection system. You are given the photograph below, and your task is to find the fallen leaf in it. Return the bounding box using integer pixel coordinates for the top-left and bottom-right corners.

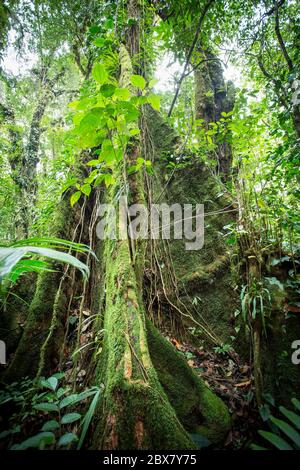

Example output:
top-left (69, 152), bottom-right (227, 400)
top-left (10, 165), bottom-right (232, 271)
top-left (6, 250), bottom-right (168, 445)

top-left (235, 380), bottom-right (251, 388)
top-left (171, 338), bottom-right (182, 349)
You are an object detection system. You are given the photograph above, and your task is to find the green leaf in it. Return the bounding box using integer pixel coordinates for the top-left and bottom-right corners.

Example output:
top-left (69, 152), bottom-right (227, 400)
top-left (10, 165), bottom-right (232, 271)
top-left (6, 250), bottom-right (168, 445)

top-left (149, 78), bottom-right (158, 88)
top-left (92, 63), bottom-right (108, 84)
top-left (41, 420), bottom-right (60, 431)
top-left (147, 94), bottom-right (160, 111)
top-left (130, 74), bottom-right (146, 90)
top-left (270, 416), bottom-right (300, 447)
top-left (114, 87), bottom-right (131, 100)
top-left (61, 412), bottom-right (81, 424)
top-left (12, 238), bottom-right (91, 255)
top-left (59, 394), bottom-right (79, 409)
top-left (81, 184), bottom-right (92, 197)
top-left (258, 430), bottom-right (293, 450)
top-left (70, 191), bottom-right (81, 207)
top-left (189, 433), bottom-right (211, 449)
top-left (104, 174), bottom-right (114, 188)
top-left (77, 389), bottom-right (101, 449)
top-left (21, 246), bottom-right (89, 279)
top-left (280, 406), bottom-right (300, 430)
top-left (59, 389), bottom-right (97, 409)
top-left (58, 432), bottom-right (78, 447)
top-left (129, 128), bottom-right (140, 136)
top-left (292, 398), bottom-right (300, 412)
top-left (87, 159), bottom-right (100, 167)
top-left (94, 174), bottom-right (105, 187)
top-left (100, 84), bottom-right (116, 97)
top-left (11, 432), bottom-right (55, 450)
top-left (0, 430), bottom-right (12, 439)
top-left (264, 276), bottom-right (284, 291)
top-left (47, 377), bottom-right (58, 391)
top-left (33, 402), bottom-right (59, 412)
top-left (250, 444), bottom-right (268, 450)
top-left (259, 404), bottom-right (271, 422)
top-left (93, 37), bottom-right (106, 47)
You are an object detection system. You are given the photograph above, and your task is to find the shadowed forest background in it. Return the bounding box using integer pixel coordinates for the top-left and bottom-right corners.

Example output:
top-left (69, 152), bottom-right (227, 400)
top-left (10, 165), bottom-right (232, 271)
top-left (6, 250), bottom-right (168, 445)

top-left (0, 0), bottom-right (300, 451)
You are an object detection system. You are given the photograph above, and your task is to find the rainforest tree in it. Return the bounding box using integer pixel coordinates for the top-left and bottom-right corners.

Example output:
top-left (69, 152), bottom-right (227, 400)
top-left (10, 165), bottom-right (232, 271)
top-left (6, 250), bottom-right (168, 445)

top-left (0, 0), bottom-right (299, 453)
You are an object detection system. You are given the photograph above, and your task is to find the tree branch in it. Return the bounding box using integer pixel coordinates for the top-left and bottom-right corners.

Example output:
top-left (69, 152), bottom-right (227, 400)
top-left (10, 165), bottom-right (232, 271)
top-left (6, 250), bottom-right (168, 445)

top-left (256, 53), bottom-right (289, 109)
top-left (72, 43), bottom-right (87, 77)
top-left (273, 0), bottom-right (293, 71)
top-left (167, 0), bottom-right (215, 118)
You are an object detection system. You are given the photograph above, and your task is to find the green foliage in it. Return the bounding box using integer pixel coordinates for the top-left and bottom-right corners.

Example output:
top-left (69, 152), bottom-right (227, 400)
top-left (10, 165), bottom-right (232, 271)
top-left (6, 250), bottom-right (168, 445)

top-left (0, 237), bottom-right (92, 284)
top-left (240, 282), bottom-right (271, 335)
top-left (213, 343), bottom-right (232, 355)
top-left (0, 373), bottom-right (101, 450)
top-left (67, 56), bottom-right (160, 202)
top-left (253, 399), bottom-right (300, 450)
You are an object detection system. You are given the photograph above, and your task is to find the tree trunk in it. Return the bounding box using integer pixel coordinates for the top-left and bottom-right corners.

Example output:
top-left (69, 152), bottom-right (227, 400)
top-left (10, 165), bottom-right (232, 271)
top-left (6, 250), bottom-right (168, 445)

top-left (89, 11), bottom-right (230, 446)
top-left (194, 50), bottom-right (235, 180)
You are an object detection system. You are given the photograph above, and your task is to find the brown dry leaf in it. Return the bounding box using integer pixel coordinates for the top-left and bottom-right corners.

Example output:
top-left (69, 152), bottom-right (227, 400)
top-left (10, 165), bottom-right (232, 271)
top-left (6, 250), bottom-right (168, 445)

top-left (80, 334), bottom-right (88, 345)
top-left (285, 303), bottom-right (300, 313)
top-left (235, 379), bottom-right (251, 388)
top-left (188, 359), bottom-right (195, 367)
top-left (171, 338), bottom-right (182, 349)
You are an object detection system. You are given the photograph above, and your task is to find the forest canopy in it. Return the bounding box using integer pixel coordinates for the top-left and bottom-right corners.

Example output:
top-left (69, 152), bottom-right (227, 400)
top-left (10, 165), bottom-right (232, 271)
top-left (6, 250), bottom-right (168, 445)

top-left (0, 0), bottom-right (299, 455)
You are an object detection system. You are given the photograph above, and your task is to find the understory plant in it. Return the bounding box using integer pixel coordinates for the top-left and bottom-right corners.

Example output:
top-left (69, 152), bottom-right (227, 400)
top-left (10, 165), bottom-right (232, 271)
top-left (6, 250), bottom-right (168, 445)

top-left (0, 372), bottom-right (101, 450)
top-left (252, 398), bottom-right (300, 450)
top-left (0, 236), bottom-right (92, 306)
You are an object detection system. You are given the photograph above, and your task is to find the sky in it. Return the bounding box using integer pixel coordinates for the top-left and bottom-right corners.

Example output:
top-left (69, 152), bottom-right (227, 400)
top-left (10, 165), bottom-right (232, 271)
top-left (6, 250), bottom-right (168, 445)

top-left (154, 52), bottom-right (242, 93)
top-left (1, 33), bottom-right (242, 93)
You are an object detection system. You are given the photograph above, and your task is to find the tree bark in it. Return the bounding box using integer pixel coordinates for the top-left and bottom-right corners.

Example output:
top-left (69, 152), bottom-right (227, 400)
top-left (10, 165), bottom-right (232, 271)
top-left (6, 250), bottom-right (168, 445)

top-left (194, 50), bottom-right (235, 180)
top-left (89, 3), bottom-right (230, 447)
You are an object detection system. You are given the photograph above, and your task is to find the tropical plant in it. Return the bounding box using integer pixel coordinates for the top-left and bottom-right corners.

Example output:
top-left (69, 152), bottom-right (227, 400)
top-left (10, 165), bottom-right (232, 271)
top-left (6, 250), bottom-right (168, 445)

top-left (0, 236), bottom-right (92, 284)
top-left (0, 373), bottom-right (101, 450)
top-left (252, 398), bottom-right (300, 450)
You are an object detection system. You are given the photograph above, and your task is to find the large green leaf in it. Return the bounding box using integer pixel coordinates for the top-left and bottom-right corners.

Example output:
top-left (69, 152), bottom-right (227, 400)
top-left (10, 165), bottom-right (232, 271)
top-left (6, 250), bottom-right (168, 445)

top-left (270, 416), bottom-right (300, 447)
top-left (41, 420), bottom-right (60, 432)
top-left (11, 237), bottom-right (91, 254)
top-left (258, 430), bottom-right (293, 450)
top-left (61, 412), bottom-right (81, 424)
top-left (0, 245), bottom-right (89, 281)
top-left (59, 388), bottom-right (98, 409)
top-left (33, 402), bottom-right (59, 412)
top-left (58, 432), bottom-right (78, 447)
top-left (280, 406), bottom-right (300, 430)
top-left (92, 63), bottom-right (108, 84)
top-left (77, 388), bottom-right (101, 449)
top-left (292, 398), bottom-right (300, 412)
top-left (11, 432), bottom-right (55, 450)
top-left (130, 74), bottom-right (146, 90)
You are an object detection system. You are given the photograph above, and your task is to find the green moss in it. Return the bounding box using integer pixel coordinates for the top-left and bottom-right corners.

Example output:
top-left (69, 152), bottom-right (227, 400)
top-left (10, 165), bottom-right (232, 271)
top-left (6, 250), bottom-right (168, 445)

top-left (91, 147), bottom-right (230, 448)
top-left (92, 234), bottom-right (197, 449)
top-left (164, 162), bottom-right (238, 345)
top-left (147, 319), bottom-right (231, 443)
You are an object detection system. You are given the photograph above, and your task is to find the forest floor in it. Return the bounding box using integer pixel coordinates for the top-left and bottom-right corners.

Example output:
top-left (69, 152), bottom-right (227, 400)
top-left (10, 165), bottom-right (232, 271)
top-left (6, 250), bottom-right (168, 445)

top-left (165, 333), bottom-right (260, 450)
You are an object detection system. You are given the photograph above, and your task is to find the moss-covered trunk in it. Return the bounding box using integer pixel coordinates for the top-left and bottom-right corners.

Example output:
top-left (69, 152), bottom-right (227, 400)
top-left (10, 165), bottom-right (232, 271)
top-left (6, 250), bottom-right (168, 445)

top-left (90, 13), bottom-right (230, 447)
top-left (194, 50), bottom-right (234, 180)
top-left (92, 230), bottom-right (230, 448)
